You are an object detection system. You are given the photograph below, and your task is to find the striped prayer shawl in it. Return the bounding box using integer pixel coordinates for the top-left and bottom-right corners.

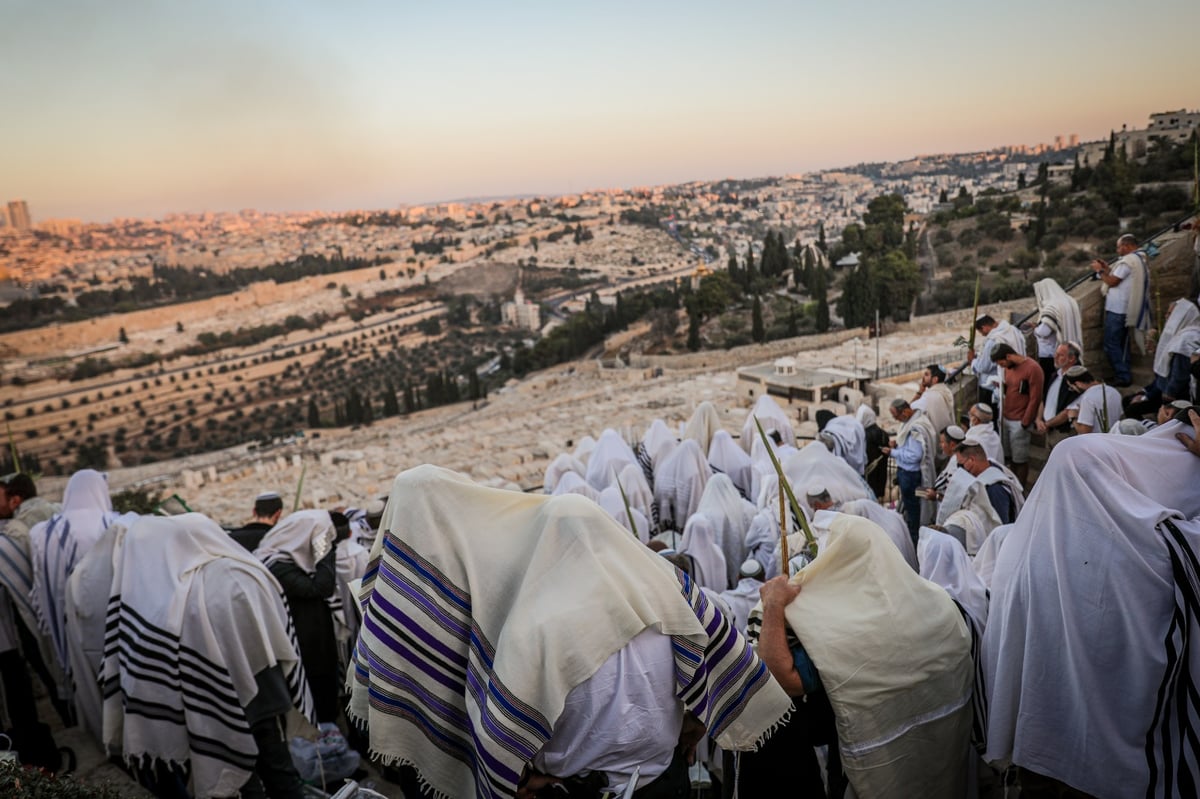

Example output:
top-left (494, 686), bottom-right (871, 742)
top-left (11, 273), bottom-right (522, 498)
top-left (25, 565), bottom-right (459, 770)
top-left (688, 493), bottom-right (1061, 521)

top-left (100, 515), bottom-right (314, 799)
top-left (1146, 518), bottom-right (1200, 798)
top-left (348, 467), bottom-right (790, 799)
top-left (0, 529), bottom-right (36, 636)
top-left (952, 600), bottom-right (988, 755)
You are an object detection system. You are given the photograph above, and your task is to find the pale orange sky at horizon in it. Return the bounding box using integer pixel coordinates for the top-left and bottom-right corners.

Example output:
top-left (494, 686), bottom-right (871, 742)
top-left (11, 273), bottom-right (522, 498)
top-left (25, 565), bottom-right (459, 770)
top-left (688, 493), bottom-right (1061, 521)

top-left (2, 0), bottom-right (1195, 223)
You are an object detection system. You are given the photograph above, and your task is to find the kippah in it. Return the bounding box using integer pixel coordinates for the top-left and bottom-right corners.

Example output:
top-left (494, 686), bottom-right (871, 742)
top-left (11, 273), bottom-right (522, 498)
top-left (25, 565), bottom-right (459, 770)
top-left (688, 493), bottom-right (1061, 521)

top-left (805, 483), bottom-right (829, 498)
top-left (945, 425), bottom-right (966, 441)
top-left (255, 491), bottom-right (281, 501)
top-left (1065, 365), bottom-right (1088, 379)
top-left (972, 403), bottom-right (993, 418)
top-left (740, 558), bottom-right (765, 579)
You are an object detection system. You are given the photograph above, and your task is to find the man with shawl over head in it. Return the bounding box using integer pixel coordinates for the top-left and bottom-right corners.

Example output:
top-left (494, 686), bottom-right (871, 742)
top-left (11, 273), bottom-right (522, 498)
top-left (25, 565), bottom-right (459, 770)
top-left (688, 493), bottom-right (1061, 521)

top-left (1032, 278), bottom-right (1083, 389)
top-left (348, 465), bottom-right (792, 799)
top-left (254, 509), bottom-right (341, 724)
top-left (747, 514), bottom-right (973, 797)
top-left (984, 414), bottom-right (1200, 797)
top-left (856, 404), bottom-right (890, 499)
top-left (29, 468), bottom-right (125, 683)
top-left (99, 514), bottom-right (312, 799)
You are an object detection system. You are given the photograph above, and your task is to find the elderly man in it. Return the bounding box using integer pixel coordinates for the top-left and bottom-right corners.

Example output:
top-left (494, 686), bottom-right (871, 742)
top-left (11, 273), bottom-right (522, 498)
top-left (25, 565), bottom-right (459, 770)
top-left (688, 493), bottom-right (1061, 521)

top-left (1035, 342), bottom-right (1083, 449)
top-left (883, 399), bottom-right (937, 544)
top-left (992, 343), bottom-right (1043, 489)
top-left (1065, 365), bottom-right (1124, 434)
top-left (967, 403), bottom-right (1004, 464)
top-left (1091, 233), bottom-right (1152, 387)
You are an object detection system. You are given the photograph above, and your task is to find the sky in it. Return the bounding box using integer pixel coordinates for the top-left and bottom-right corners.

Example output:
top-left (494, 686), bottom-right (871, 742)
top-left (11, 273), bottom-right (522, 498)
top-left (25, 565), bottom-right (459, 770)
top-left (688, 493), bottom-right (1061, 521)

top-left (2, 0), bottom-right (1196, 223)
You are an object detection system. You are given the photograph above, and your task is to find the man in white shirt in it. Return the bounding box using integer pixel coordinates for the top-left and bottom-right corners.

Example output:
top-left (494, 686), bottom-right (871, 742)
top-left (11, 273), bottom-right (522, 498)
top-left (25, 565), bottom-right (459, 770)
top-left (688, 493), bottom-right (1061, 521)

top-left (1091, 234), bottom-right (1150, 387)
top-left (1065, 365), bottom-right (1123, 434)
top-left (1035, 342), bottom-right (1083, 449)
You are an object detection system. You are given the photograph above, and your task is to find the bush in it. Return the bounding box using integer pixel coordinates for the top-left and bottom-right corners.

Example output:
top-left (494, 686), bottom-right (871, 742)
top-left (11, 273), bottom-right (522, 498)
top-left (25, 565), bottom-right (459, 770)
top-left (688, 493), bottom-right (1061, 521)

top-left (0, 766), bottom-right (125, 798)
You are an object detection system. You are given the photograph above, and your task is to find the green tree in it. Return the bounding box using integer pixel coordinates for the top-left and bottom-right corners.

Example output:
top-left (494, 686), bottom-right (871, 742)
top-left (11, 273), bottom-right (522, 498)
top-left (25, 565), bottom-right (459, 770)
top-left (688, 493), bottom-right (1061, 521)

top-left (307, 396), bottom-right (321, 428)
top-left (872, 250), bottom-right (921, 321)
top-left (687, 309), bottom-right (701, 351)
top-left (837, 261), bottom-right (878, 328)
top-left (812, 266), bottom-right (830, 332)
top-left (118, 327), bottom-right (128, 344)
top-left (817, 221), bottom-right (827, 253)
top-left (751, 296), bottom-right (765, 342)
top-left (1017, 173), bottom-right (1026, 190)
top-left (383, 380), bottom-right (400, 416)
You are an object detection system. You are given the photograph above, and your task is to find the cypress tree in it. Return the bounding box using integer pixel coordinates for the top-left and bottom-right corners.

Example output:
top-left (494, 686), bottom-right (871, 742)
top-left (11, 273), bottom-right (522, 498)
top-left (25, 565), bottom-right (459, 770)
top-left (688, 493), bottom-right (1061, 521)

top-left (751, 296), bottom-right (765, 343)
top-left (307, 396), bottom-right (320, 428)
top-left (687, 309), bottom-right (701, 352)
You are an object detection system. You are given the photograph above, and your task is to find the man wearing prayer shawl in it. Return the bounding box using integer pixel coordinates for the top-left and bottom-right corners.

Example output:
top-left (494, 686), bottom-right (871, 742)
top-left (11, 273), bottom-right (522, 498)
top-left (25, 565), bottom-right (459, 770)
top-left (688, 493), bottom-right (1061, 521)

top-left (910, 364), bottom-right (955, 438)
top-left (748, 515), bottom-right (974, 798)
top-left (98, 514), bottom-right (313, 799)
top-left (969, 314), bottom-right (1026, 411)
top-left (652, 438), bottom-right (711, 534)
top-left (742, 395), bottom-right (796, 453)
top-left (884, 400), bottom-right (938, 543)
top-left (857, 405), bottom-right (891, 499)
top-left (1090, 234), bottom-right (1152, 387)
top-left (984, 417), bottom-right (1200, 798)
top-left (683, 400), bottom-right (722, 452)
top-left (1032, 278), bottom-right (1083, 389)
top-left (967, 403), bottom-right (1004, 465)
top-left (254, 509), bottom-right (341, 725)
top-left (348, 465), bottom-right (792, 799)
top-left (28, 468), bottom-right (125, 683)
top-left (1127, 297), bottom-right (1200, 417)
top-left (816, 411), bottom-right (868, 476)
top-left (707, 429), bottom-right (753, 501)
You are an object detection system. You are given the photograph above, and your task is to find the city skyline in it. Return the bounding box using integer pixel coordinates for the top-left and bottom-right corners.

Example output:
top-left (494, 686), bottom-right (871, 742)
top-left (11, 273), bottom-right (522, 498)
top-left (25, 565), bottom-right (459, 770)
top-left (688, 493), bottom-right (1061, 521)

top-left (2, 0), bottom-right (1195, 223)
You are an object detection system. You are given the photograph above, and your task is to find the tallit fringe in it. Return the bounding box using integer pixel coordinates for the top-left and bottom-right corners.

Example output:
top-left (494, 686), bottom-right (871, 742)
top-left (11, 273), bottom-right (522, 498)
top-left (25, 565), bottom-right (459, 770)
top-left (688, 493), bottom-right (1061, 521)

top-left (748, 704), bottom-right (792, 752)
top-left (345, 706), bottom-right (455, 799)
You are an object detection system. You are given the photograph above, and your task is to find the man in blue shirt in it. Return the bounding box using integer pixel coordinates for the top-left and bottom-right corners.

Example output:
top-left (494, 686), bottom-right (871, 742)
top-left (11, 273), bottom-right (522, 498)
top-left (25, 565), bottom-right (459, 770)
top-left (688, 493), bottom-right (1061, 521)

top-left (883, 399), bottom-right (936, 544)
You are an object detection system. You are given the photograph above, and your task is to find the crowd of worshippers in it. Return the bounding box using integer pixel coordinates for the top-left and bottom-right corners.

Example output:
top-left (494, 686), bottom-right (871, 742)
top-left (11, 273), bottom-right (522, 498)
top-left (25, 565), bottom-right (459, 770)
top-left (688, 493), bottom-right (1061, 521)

top-left (0, 285), bottom-right (1196, 798)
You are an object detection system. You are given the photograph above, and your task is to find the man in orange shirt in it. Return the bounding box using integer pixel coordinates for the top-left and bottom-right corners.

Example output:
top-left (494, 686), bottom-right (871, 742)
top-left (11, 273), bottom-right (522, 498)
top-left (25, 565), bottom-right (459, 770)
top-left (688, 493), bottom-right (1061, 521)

top-left (992, 343), bottom-right (1043, 490)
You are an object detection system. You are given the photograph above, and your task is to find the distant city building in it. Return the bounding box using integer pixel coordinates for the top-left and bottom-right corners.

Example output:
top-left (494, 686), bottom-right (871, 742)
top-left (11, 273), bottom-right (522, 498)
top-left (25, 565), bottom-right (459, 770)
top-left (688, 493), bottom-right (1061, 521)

top-left (502, 288), bottom-right (541, 331)
top-left (5, 200), bottom-right (31, 231)
top-left (1080, 109), bottom-right (1199, 165)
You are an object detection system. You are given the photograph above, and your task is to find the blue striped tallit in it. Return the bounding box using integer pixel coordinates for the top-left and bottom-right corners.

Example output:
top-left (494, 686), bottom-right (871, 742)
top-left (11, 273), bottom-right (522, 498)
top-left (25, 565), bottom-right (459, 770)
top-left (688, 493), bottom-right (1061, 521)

top-left (347, 465), bottom-right (791, 799)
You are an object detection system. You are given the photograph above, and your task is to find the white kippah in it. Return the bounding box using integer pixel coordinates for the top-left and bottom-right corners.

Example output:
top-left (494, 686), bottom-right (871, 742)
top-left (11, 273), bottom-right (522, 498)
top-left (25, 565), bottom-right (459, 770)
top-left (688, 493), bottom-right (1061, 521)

top-left (256, 491), bottom-right (281, 502)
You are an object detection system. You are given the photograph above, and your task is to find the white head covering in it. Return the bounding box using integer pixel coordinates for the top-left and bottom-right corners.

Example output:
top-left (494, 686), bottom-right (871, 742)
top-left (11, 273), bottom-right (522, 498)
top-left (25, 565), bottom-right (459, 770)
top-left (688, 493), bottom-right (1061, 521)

top-left (696, 474), bottom-right (757, 589)
top-left (677, 513), bottom-right (728, 592)
top-left (840, 498), bottom-right (918, 571)
top-left (641, 420), bottom-right (678, 471)
top-left (742, 396), bottom-right (795, 454)
top-left (855, 404), bottom-right (878, 428)
top-left (585, 429), bottom-right (639, 492)
top-left (971, 523), bottom-right (1014, 591)
top-left (1034, 278), bottom-right (1083, 352)
top-left (783, 442), bottom-right (873, 507)
top-left (820, 415), bottom-right (868, 475)
top-left (544, 453), bottom-right (586, 494)
top-left (614, 462), bottom-right (655, 527)
top-left (572, 435), bottom-right (597, 466)
top-left (1154, 298), bottom-right (1200, 378)
top-left (551, 471), bottom-right (602, 504)
top-left (254, 508), bottom-right (337, 573)
top-left (683, 401), bottom-right (723, 453)
top-left (29, 468), bottom-right (125, 672)
top-left (917, 527), bottom-right (989, 627)
top-left (707, 429), bottom-right (753, 500)
top-left (597, 486), bottom-right (651, 543)
top-left (653, 439), bottom-right (710, 531)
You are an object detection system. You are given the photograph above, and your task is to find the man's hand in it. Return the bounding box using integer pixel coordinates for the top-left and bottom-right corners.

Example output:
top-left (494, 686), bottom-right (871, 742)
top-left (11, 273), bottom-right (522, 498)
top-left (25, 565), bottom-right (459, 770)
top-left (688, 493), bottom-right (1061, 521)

top-left (760, 575), bottom-right (801, 613)
top-left (678, 711), bottom-right (707, 766)
top-left (1176, 409), bottom-right (1200, 459)
top-left (517, 771), bottom-right (562, 799)
top-left (1091, 258), bottom-right (1108, 274)
top-left (921, 488), bottom-right (940, 501)
top-left (1035, 419), bottom-right (1048, 434)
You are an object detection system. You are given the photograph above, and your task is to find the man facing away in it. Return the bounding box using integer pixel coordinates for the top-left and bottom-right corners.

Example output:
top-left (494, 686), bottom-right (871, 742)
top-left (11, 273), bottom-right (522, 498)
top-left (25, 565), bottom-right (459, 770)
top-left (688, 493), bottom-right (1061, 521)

top-left (230, 491), bottom-right (284, 552)
top-left (1065, 366), bottom-right (1124, 435)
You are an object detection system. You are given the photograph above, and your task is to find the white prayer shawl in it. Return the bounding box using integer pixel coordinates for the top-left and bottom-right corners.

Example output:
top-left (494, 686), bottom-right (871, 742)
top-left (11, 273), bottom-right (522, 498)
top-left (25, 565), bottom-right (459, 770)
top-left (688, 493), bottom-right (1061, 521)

top-left (915, 383), bottom-right (956, 442)
top-left (745, 509), bottom-right (786, 581)
top-left (677, 513), bottom-right (728, 592)
top-left (984, 424), bottom-right (1200, 798)
top-left (349, 466), bottom-right (792, 799)
top-left (551, 471), bottom-right (602, 504)
top-left (855, 404), bottom-right (877, 429)
top-left (971, 524), bottom-right (1014, 592)
top-left (0, 497), bottom-right (59, 655)
top-left (741, 396), bottom-right (795, 453)
top-left (747, 436), bottom-right (788, 504)
top-left (614, 462), bottom-right (655, 528)
top-left (821, 415), bottom-right (868, 475)
top-left (718, 578), bottom-right (763, 634)
top-left (101, 514), bottom-right (312, 799)
top-left (783, 442), bottom-right (873, 507)
top-left (956, 465), bottom-right (1025, 555)
top-left (839, 498), bottom-right (918, 572)
top-left (335, 538), bottom-right (370, 662)
top-left (65, 522), bottom-right (120, 740)
top-left (29, 468), bottom-right (124, 674)
top-left (543, 453), bottom-right (586, 494)
top-left (572, 435), bottom-right (597, 466)
top-left (683, 401), bottom-right (722, 453)
top-left (585, 429), bottom-right (639, 493)
top-left (1034, 278), bottom-right (1083, 353)
top-left (707, 430), bottom-right (753, 500)
top-left (896, 413), bottom-right (938, 519)
top-left (776, 515), bottom-right (974, 797)
top-left (696, 474), bottom-right (757, 589)
top-left (640, 419), bottom-right (678, 472)
top-left (918, 527), bottom-right (989, 628)
top-left (936, 466), bottom-right (976, 526)
top-left (597, 486), bottom-right (651, 543)
top-left (968, 422), bottom-right (1004, 466)
top-left (1109, 250), bottom-right (1153, 353)
top-left (986, 319), bottom-right (1026, 357)
top-left (253, 509), bottom-right (337, 574)
top-left (653, 439), bottom-right (711, 532)
top-left (1153, 299), bottom-right (1200, 378)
